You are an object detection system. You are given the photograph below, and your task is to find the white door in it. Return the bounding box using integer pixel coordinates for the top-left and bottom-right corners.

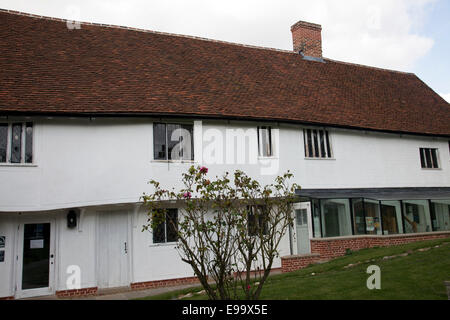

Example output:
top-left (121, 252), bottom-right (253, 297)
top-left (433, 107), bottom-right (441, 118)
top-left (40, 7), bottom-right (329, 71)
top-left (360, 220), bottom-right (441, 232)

top-left (16, 219), bottom-right (56, 298)
top-left (294, 203), bottom-right (312, 255)
top-left (97, 211), bottom-right (129, 289)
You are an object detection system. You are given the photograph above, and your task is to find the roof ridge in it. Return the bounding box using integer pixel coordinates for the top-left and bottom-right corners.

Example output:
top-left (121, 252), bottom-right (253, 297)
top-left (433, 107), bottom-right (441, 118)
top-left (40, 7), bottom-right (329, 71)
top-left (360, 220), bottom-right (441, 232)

top-left (0, 8), bottom-right (296, 55)
top-left (0, 8), bottom-right (417, 76)
top-left (324, 58), bottom-right (414, 75)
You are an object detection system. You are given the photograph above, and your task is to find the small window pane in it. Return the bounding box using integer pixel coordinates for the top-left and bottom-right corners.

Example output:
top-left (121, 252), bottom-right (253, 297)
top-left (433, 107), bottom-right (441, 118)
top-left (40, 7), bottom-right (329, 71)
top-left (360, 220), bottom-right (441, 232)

top-left (425, 149), bottom-right (432, 168)
top-left (402, 200), bottom-right (432, 233)
top-left (0, 124), bottom-right (7, 162)
top-left (258, 127), bottom-right (272, 157)
top-left (313, 130), bottom-right (319, 157)
top-left (166, 209), bottom-right (178, 242)
top-left (152, 220), bottom-right (165, 244)
top-left (319, 130), bottom-right (326, 157)
top-left (25, 123), bottom-right (33, 163)
top-left (153, 123), bottom-right (167, 160)
top-left (352, 199), bottom-right (366, 235)
top-left (431, 149), bottom-right (438, 168)
top-left (167, 124), bottom-right (180, 160)
top-left (325, 131), bottom-right (331, 157)
top-left (10, 123), bottom-right (22, 163)
top-left (419, 148), bottom-right (426, 168)
top-left (306, 129), bottom-right (313, 157)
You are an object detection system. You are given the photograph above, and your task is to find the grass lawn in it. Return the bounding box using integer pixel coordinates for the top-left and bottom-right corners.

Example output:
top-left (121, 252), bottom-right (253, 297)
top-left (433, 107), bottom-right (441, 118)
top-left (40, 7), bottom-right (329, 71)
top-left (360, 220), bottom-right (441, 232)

top-left (138, 238), bottom-right (450, 300)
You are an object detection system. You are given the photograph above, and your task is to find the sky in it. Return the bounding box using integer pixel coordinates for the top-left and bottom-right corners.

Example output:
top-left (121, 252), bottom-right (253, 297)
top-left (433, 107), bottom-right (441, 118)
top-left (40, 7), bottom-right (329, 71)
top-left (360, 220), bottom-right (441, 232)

top-left (1, 0), bottom-right (449, 102)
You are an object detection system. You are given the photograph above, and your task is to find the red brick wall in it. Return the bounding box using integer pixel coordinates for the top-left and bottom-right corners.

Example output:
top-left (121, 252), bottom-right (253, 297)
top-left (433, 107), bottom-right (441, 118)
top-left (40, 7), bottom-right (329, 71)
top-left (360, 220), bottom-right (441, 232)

top-left (131, 276), bottom-right (200, 290)
top-left (282, 232), bottom-right (450, 273)
top-left (281, 254), bottom-right (322, 273)
top-left (291, 20), bottom-right (322, 57)
top-left (56, 287), bottom-right (98, 297)
top-left (311, 232), bottom-right (450, 259)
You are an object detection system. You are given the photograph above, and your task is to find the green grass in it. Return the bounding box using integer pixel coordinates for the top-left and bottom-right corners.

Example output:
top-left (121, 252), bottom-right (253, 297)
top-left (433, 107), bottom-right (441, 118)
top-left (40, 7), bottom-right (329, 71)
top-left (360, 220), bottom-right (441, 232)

top-left (138, 238), bottom-right (450, 300)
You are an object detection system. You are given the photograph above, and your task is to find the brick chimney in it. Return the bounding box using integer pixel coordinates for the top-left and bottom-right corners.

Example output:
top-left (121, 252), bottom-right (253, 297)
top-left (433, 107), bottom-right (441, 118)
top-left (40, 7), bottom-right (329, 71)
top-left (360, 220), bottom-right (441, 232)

top-left (291, 20), bottom-right (322, 58)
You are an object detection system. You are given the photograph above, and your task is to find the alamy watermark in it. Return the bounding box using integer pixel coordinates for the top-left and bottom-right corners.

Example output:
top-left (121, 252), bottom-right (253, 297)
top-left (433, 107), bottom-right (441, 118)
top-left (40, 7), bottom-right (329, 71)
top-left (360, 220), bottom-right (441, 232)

top-left (366, 265), bottom-right (381, 290)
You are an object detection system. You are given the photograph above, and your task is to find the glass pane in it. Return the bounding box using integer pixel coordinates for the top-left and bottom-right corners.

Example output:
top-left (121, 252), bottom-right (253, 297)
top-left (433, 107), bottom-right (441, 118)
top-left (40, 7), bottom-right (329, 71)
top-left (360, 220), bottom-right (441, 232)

top-left (307, 129), bottom-right (313, 157)
top-left (402, 200), bottom-right (432, 233)
top-left (351, 199), bottom-right (366, 235)
top-left (319, 130), bottom-right (326, 157)
top-left (325, 131), bottom-right (331, 157)
top-left (166, 209), bottom-right (178, 242)
top-left (167, 124), bottom-right (181, 160)
top-left (22, 223), bottom-right (50, 290)
top-left (11, 123), bottom-right (22, 163)
top-left (25, 123), bottom-right (33, 163)
top-left (152, 220), bottom-right (165, 243)
top-left (179, 124), bottom-right (194, 160)
top-left (364, 199), bottom-right (382, 235)
top-left (0, 124), bottom-right (7, 162)
top-left (311, 199), bottom-right (321, 238)
top-left (431, 149), bottom-right (438, 168)
top-left (425, 149), bottom-right (432, 168)
top-left (380, 201), bottom-right (403, 234)
top-left (313, 130), bottom-right (319, 157)
top-left (153, 123), bottom-right (167, 160)
top-left (430, 200), bottom-right (450, 231)
top-left (258, 127), bottom-right (272, 157)
top-left (419, 148), bottom-right (426, 168)
top-left (321, 199), bottom-right (352, 237)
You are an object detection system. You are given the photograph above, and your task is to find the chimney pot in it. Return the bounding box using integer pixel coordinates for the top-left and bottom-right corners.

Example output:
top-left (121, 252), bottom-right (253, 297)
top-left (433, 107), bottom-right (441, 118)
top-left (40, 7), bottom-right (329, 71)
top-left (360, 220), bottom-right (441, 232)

top-left (291, 20), bottom-right (322, 58)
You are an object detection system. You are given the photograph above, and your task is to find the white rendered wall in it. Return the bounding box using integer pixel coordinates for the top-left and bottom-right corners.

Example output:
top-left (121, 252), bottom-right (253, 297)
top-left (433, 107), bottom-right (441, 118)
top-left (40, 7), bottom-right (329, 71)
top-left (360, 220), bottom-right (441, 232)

top-left (0, 117), bottom-right (449, 212)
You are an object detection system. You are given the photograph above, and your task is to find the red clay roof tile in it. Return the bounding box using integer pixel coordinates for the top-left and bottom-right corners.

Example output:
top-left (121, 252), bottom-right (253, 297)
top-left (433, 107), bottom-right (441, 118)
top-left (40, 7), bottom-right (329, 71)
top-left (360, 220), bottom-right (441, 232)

top-left (0, 10), bottom-right (449, 136)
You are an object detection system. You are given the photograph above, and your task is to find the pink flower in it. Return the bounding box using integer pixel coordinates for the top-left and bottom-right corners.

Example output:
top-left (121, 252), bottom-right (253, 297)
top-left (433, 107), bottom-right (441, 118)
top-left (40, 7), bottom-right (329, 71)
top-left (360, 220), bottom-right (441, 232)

top-left (247, 285), bottom-right (251, 290)
top-left (199, 166), bottom-right (208, 174)
top-left (183, 192), bottom-right (192, 199)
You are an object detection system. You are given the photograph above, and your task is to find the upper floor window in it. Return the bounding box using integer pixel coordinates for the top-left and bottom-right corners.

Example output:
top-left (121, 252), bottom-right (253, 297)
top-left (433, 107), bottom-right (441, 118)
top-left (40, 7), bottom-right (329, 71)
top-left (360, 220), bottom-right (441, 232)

top-left (0, 122), bottom-right (33, 164)
top-left (419, 148), bottom-right (439, 169)
top-left (303, 128), bottom-right (332, 158)
top-left (153, 123), bottom-right (194, 161)
top-left (257, 126), bottom-right (273, 157)
top-left (153, 208), bottom-right (178, 244)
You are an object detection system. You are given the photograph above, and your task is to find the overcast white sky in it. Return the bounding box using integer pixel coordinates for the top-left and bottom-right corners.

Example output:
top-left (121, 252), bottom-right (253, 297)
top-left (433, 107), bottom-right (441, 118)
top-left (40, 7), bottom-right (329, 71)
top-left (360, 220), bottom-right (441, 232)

top-left (1, 0), bottom-right (449, 102)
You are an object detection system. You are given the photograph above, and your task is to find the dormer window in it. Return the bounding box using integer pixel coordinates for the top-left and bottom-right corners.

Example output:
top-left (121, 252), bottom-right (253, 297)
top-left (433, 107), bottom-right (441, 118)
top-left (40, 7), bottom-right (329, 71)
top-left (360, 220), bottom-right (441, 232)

top-left (0, 122), bottom-right (33, 164)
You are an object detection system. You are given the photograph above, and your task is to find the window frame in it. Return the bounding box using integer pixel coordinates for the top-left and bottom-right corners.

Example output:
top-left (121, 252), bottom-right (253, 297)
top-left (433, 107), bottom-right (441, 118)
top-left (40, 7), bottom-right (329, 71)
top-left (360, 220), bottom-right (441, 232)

top-left (0, 122), bottom-right (34, 165)
top-left (247, 205), bottom-right (269, 237)
top-left (303, 128), bottom-right (333, 159)
top-left (152, 208), bottom-right (178, 244)
top-left (257, 126), bottom-right (273, 158)
top-left (419, 147), bottom-right (440, 169)
top-left (153, 122), bottom-right (194, 162)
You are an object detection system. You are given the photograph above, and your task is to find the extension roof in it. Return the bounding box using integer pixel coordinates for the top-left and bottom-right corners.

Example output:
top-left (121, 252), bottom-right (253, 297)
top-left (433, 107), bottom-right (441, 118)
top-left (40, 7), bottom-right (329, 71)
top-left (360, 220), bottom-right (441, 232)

top-left (1, 9), bottom-right (449, 136)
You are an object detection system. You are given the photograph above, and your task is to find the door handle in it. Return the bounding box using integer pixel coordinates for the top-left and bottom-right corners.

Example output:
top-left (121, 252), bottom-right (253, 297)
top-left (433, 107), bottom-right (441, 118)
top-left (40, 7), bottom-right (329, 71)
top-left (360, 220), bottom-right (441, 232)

top-left (124, 242), bottom-right (128, 254)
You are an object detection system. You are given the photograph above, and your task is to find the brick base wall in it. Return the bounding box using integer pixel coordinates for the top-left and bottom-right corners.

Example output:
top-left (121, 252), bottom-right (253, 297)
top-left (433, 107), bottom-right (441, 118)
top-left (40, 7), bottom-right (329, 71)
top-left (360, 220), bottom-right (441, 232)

top-left (56, 287), bottom-right (98, 297)
top-left (0, 296), bottom-right (14, 300)
top-left (282, 231), bottom-right (450, 273)
top-left (281, 254), bottom-right (322, 273)
top-left (131, 276), bottom-right (200, 290)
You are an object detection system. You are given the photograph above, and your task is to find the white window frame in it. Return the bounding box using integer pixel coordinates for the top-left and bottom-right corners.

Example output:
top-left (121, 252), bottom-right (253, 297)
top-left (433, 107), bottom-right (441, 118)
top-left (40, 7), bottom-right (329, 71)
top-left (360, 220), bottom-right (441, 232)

top-left (419, 147), bottom-right (441, 170)
top-left (0, 122), bottom-right (34, 165)
top-left (303, 128), bottom-right (333, 159)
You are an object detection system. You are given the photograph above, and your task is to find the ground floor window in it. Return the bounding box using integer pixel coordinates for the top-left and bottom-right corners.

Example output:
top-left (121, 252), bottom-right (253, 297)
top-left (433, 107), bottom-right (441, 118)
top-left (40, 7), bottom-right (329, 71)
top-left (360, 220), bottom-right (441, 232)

top-left (311, 197), bottom-right (448, 238)
top-left (430, 200), bottom-right (450, 231)
top-left (320, 199), bottom-right (352, 237)
top-left (402, 200), bottom-right (432, 233)
top-left (153, 209), bottom-right (178, 243)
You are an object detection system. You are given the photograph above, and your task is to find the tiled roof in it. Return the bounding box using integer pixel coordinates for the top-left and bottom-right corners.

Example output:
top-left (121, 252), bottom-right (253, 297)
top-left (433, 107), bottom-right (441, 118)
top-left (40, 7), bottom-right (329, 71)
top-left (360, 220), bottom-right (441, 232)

top-left (0, 9), bottom-right (449, 136)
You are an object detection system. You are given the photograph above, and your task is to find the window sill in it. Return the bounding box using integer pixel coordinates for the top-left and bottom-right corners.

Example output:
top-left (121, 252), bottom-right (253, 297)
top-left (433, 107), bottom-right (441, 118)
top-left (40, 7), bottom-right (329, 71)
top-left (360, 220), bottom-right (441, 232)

top-left (149, 242), bottom-right (178, 248)
top-left (420, 168), bottom-right (442, 171)
top-left (258, 156), bottom-right (279, 160)
top-left (0, 163), bottom-right (38, 167)
top-left (151, 160), bottom-right (197, 164)
top-left (304, 157), bottom-right (336, 161)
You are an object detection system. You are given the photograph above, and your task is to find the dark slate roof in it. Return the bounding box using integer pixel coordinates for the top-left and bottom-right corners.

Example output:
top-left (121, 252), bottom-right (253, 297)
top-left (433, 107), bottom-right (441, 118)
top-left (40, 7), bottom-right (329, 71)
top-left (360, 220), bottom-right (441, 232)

top-left (1, 9), bottom-right (449, 136)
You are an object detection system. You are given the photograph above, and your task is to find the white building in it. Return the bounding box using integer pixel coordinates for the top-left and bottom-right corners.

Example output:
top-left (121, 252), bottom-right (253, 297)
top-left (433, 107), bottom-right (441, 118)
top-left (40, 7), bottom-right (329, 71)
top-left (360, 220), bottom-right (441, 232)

top-left (0, 10), bottom-right (449, 299)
